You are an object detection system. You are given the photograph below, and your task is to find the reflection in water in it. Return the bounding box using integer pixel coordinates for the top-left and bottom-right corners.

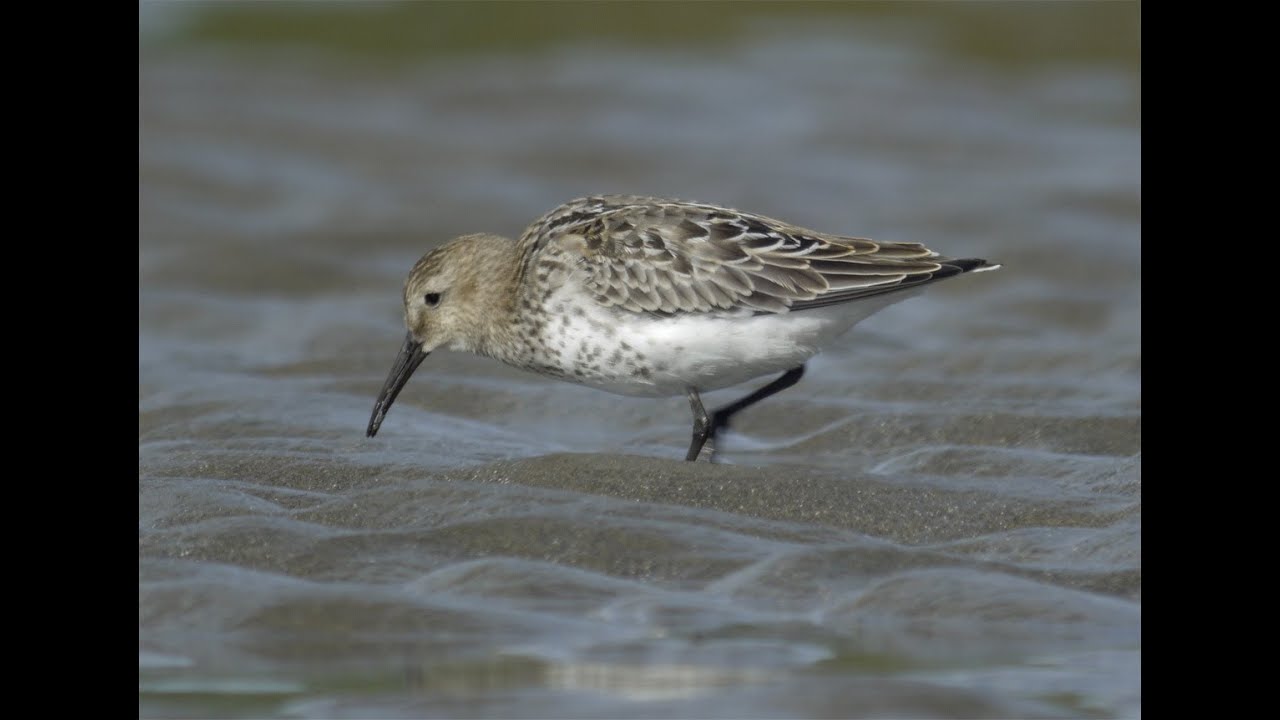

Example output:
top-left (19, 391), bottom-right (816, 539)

top-left (545, 661), bottom-right (778, 701)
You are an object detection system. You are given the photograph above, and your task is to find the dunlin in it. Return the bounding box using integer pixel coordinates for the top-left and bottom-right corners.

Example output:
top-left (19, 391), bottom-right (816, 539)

top-left (367, 195), bottom-right (999, 461)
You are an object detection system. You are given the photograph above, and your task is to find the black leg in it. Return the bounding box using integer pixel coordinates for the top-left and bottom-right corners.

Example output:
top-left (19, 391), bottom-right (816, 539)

top-left (710, 365), bottom-right (806, 437)
top-left (683, 364), bottom-right (806, 462)
top-left (686, 389), bottom-right (712, 462)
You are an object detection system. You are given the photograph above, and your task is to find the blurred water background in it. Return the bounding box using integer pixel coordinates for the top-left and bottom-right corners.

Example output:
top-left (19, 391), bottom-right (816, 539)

top-left (139, 2), bottom-right (1140, 717)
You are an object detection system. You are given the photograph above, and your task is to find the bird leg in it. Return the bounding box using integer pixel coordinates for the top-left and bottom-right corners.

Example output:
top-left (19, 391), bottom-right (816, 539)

top-left (684, 365), bottom-right (807, 462)
top-left (686, 389), bottom-right (713, 462)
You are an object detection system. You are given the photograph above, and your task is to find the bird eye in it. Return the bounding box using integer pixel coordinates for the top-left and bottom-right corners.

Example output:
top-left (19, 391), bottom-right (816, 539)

top-left (424, 292), bottom-right (441, 307)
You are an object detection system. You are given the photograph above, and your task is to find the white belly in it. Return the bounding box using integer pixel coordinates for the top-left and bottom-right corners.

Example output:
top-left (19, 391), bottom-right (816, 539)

top-left (534, 287), bottom-right (918, 397)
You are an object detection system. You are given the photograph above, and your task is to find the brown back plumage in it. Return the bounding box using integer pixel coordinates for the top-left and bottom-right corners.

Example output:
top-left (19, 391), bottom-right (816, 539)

top-left (518, 195), bottom-right (996, 315)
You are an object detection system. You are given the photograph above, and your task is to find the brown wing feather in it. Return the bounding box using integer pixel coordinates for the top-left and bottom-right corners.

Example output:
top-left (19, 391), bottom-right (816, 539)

top-left (519, 195), bottom-right (990, 315)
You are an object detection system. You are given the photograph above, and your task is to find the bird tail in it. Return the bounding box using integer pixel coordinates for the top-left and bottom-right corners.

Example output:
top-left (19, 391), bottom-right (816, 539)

top-left (929, 257), bottom-right (1001, 282)
top-left (950, 257), bottom-right (1001, 273)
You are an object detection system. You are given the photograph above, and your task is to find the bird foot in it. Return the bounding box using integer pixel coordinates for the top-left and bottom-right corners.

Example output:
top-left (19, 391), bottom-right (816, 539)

top-left (693, 436), bottom-right (719, 463)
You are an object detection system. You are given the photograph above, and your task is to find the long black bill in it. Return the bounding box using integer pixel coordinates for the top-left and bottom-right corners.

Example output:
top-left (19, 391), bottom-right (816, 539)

top-left (366, 332), bottom-right (430, 437)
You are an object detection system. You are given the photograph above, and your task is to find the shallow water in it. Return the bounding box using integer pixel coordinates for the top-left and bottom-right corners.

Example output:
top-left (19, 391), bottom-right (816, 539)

top-left (140, 4), bottom-right (1140, 718)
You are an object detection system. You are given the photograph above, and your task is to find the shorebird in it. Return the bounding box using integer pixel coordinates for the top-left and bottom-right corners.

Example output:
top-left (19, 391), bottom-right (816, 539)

top-left (366, 195), bottom-right (998, 461)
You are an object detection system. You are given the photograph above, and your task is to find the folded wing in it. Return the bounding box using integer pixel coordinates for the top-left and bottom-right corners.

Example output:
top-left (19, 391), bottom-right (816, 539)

top-left (520, 195), bottom-right (992, 315)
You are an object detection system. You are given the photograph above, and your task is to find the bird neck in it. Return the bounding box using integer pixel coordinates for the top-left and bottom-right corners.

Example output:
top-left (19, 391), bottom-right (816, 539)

top-left (456, 235), bottom-right (526, 363)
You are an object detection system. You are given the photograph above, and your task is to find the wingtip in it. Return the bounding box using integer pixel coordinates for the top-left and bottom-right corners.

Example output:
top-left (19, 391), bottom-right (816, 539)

top-left (955, 258), bottom-right (1001, 273)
